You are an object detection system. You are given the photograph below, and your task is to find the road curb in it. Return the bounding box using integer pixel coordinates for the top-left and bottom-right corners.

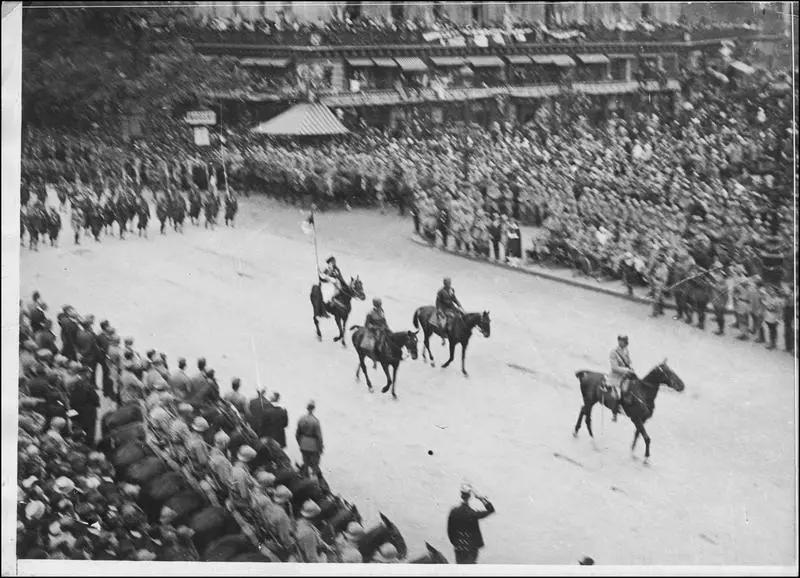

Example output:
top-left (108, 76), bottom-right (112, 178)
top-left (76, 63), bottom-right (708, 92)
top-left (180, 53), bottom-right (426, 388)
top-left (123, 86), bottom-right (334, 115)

top-left (408, 235), bottom-right (738, 315)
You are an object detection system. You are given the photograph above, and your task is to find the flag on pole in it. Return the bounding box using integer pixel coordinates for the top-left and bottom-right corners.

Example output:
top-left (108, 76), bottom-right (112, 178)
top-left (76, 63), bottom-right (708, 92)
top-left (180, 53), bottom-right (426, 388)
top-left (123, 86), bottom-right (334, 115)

top-left (301, 211), bottom-right (315, 236)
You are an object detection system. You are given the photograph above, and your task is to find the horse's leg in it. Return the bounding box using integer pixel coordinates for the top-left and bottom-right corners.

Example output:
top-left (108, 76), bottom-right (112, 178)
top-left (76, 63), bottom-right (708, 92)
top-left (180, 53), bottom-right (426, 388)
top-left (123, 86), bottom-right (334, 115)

top-left (359, 354), bottom-right (373, 392)
top-left (340, 313), bottom-right (348, 347)
top-left (380, 362), bottom-right (392, 394)
top-left (441, 339), bottom-right (456, 369)
top-left (584, 403), bottom-right (595, 438)
top-left (460, 341), bottom-right (469, 377)
top-left (333, 314), bottom-right (342, 342)
top-left (631, 426), bottom-right (640, 452)
top-left (313, 316), bottom-right (321, 340)
top-left (573, 406), bottom-right (585, 437)
top-left (424, 329), bottom-right (435, 367)
top-left (390, 363), bottom-right (399, 399)
top-left (641, 424), bottom-right (651, 462)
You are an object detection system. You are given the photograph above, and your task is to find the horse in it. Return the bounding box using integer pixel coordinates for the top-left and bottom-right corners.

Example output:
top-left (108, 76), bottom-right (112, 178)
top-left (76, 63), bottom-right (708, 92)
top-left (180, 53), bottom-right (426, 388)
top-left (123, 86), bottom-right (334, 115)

top-left (412, 307), bottom-right (491, 377)
top-left (350, 326), bottom-right (419, 398)
top-left (310, 276), bottom-right (365, 346)
top-left (573, 360), bottom-right (685, 462)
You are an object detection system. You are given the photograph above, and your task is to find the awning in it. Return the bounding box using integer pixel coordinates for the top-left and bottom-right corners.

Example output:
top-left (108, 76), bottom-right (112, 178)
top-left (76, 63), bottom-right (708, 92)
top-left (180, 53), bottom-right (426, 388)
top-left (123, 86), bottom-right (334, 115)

top-left (550, 55), bottom-right (576, 67)
top-left (506, 55), bottom-right (533, 65)
top-left (729, 60), bottom-right (755, 75)
top-left (430, 56), bottom-right (466, 67)
top-left (346, 57), bottom-right (374, 67)
top-left (372, 57), bottom-right (398, 68)
top-left (577, 54), bottom-right (610, 65)
top-left (607, 53), bottom-right (636, 60)
top-left (574, 81), bottom-right (638, 95)
top-left (394, 56), bottom-right (428, 72)
top-left (509, 85), bottom-right (560, 98)
top-left (252, 103), bottom-right (349, 136)
top-left (467, 55), bottom-right (506, 68)
top-left (531, 55), bottom-right (554, 65)
top-left (239, 57), bottom-right (290, 68)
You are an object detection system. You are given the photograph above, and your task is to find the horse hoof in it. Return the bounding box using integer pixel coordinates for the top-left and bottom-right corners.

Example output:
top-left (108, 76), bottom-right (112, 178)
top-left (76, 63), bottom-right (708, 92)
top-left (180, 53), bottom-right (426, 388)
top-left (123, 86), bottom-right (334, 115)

top-left (381, 386), bottom-right (390, 394)
top-left (462, 371), bottom-right (469, 378)
top-left (367, 387), bottom-right (373, 393)
top-left (430, 362), bottom-right (435, 368)
top-left (392, 394), bottom-right (398, 400)
top-left (316, 335), bottom-right (322, 342)
top-left (572, 430), bottom-right (578, 438)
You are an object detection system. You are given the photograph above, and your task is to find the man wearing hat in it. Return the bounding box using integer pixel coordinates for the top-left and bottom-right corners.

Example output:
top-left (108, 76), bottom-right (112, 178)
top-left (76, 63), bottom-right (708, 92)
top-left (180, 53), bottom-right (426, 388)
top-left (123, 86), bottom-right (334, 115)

top-left (607, 334), bottom-right (634, 421)
top-left (223, 377), bottom-right (247, 415)
top-left (255, 486), bottom-right (294, 559)
top-left (68, 365), bottom-right (100, 446)
top-left (372, 542), bottom-right (401, 564)
top-left (208, 430), bottom-right (233, 486)
top-left (296, 401), bottom-right (324, 480)
top-left (447, 484), bottom-right (495, 564)
top-left (168, 358), bottom-right (191, 400)
top-left (186, 417), bottom-right (210, 468)
top-left (649, 253), bottom-right (670, 318)
top-left (229, 445), bottom-right (256, 506)
top-left (295, 500), bottom-right (330, 563)
top-left (336, 522), bottom-right (365, 563)
top-left (318, 256), bottom-right (346, 315)
top-left (34, 318), bottom-right (58, 356)
top-left (75, 315), bottom-right (100, 384)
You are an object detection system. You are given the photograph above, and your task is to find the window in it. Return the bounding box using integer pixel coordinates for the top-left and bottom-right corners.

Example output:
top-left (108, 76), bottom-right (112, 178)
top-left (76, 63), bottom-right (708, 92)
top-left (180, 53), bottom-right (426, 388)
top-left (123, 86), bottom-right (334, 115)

top-left (472, 2), bottom-right (485, 24)
top-left (345, 1), bottom-right (362, 20)
top-left (544, 2), bottom-right (555, 28)
top-left (391, 2), bottom-right (404, 20)
top-left (641, 3), bottom-right (651, 19)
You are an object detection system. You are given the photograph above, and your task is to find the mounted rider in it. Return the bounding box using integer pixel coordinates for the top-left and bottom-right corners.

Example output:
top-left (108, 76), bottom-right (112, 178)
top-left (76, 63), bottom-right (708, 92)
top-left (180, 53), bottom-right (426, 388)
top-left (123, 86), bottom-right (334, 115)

top-left (318, 256), bottom-right (346, 315)
top-left (435, 277), bottom-right (463, 335)
top-left (363, 298), bottom-right (390, 353)
top-left (606, 334), bottom-right (635, 421)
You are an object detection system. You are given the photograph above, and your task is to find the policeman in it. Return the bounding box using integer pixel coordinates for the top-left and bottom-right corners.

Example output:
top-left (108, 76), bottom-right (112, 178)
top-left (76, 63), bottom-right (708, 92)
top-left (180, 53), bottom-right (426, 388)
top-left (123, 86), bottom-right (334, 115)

top-left (649, 253), bottom-right (670, 317)
top-left (608, 334), bottom-right (634, 421)
top-left (364, 298), bottom-right (389, 353)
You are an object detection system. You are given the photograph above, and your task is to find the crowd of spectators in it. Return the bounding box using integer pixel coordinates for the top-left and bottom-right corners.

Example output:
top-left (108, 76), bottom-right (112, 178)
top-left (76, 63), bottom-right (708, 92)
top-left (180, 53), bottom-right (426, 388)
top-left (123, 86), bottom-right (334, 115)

top-left (16, 292), bottom-right (427, 562)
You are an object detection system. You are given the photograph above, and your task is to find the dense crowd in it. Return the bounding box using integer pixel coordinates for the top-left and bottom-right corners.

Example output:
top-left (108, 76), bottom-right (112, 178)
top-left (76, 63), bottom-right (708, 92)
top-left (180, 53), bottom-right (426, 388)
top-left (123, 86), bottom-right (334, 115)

top-left (176, 8), bottom-right (764, 48)
top-left (16, 291), bottom-right (434, 563)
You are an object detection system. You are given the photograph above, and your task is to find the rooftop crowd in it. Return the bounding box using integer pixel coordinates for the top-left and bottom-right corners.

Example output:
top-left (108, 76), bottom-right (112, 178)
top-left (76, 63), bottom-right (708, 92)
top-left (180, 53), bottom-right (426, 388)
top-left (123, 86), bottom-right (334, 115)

top-left (16, 292), bottom-right (432, 563)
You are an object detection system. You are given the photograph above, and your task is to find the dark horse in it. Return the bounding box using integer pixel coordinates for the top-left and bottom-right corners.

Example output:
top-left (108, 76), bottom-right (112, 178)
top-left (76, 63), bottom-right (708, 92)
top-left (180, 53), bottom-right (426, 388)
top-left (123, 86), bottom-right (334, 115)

top-left (310, 277), bottom-right (365, 346)
top-left (351, 326), bottom-right (419, 398)
top-left (573, 360), bottom-right (685, 461)
top-left (412, 307), bottom-right (491, 377)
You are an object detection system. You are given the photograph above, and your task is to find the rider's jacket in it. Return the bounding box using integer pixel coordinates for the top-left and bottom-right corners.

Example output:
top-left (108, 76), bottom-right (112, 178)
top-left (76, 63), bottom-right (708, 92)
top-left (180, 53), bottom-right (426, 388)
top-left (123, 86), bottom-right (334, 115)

top-left (436, 286), bottom-right (461, 314)
top-left (365, 308), bottom-right (388, 333)
top-left (608, 346), bottom-right (632, 388)
top-left (320, 264), bottom-right (344, 289)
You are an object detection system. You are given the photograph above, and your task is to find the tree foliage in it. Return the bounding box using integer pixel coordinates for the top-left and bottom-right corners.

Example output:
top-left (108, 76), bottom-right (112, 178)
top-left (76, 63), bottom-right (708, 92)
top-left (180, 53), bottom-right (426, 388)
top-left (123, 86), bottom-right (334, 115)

top-left (22, 5), bottom-right (253, 129)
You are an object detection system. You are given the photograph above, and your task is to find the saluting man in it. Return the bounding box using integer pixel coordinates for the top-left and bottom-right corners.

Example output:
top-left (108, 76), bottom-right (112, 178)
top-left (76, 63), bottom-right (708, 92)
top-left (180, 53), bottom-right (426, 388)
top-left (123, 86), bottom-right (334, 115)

top-left (435, 277), bottom-right (463, 337)
top-left (364, 297), bottom-right (390, 353)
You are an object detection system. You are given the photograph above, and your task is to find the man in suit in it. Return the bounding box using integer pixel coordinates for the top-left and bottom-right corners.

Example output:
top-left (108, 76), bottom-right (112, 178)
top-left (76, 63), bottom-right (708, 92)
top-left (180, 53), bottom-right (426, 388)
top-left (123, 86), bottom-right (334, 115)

top-left (246, 388), bottom-right (271, 438)
top-left (263, 392), bottom-right (289, 449)
top-left (295, 400), bottom-right (323, 479)
top-left (447, 484), bottom-right (495, 564)
top-left (57, 305), bottom-right (80, 361)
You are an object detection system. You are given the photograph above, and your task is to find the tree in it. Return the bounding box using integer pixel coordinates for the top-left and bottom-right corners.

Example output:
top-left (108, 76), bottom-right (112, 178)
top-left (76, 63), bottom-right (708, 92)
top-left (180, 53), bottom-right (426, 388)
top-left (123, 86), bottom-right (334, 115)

top-left (22, 5), bottom-right (254, 129)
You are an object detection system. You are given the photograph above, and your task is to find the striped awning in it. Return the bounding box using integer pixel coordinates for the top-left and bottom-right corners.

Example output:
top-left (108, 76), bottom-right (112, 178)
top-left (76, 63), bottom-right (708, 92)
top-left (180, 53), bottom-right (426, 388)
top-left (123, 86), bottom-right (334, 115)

top-left (467, 55), bottom-right (506, 68)
top-left (607, 53), bottom-right (636, 60)
top-left (531, 55), bottom-right (554, 65)
top-left (506, 54), bottom-right (533, 65)
top-left (430, 56), bottom-right (466, 67)
top-left (394, 56), bottom-right (428, 72)
top-left (372, 57), bottom-right (398, 68)
top-left (577, 54), bottom-right (610, 65)
top-left (550, 55), bottom-right (576, 67)
top-left (239, 57), bottom-right (290, 68)
top-left (574, 81), bottom-right (638, 95)
top-left (252, 103), bottom-right (349, 136)
top-left (346, 57), bottom-right (374, 67)
top-left (509, 85), bottom-right (560, 98)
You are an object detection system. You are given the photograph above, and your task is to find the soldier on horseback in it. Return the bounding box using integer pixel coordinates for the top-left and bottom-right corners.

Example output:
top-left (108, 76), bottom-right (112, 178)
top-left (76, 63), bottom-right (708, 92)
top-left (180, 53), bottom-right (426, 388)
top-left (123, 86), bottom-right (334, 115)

top-left (364, 298), bottom-right (390, 354)
top-left (318, 256), bottom-right (345, 317)
top-left (434, 277), bottom-right (463, 340)
top-left (606, 334), bottom-right (635, 421)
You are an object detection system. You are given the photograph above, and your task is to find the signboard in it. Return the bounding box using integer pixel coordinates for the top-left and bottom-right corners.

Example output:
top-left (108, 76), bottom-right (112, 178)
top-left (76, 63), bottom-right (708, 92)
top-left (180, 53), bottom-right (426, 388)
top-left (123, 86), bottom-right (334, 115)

top-left (193, 126), bottom-right (210, 146)
top-left (185, 110), bottom-right (217, 126)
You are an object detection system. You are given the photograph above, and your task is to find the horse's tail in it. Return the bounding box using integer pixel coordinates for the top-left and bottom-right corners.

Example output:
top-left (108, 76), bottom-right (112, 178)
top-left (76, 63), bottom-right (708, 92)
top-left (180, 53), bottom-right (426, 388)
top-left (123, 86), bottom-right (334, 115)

top-left (412, 308), bottom-right (421, 329)
top-left (575, 370), bottom-right (589, 380)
